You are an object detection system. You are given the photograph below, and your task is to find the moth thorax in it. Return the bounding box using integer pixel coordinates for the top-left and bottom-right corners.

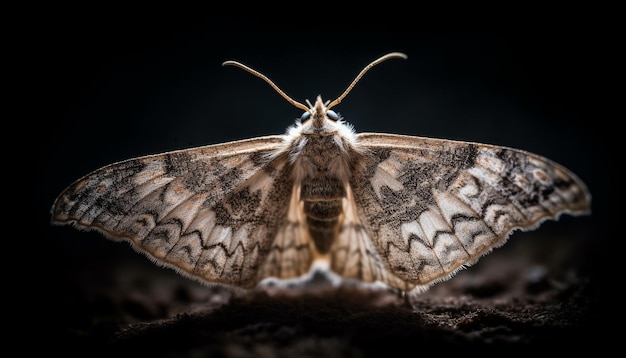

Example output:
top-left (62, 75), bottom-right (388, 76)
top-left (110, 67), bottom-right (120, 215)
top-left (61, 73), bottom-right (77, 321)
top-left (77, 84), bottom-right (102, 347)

top-left (301, 177), bottom-right (345, 254)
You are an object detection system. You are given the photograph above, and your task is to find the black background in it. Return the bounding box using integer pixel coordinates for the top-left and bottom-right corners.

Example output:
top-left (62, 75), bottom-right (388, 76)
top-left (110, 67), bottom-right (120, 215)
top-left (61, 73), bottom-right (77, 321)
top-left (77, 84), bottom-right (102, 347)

top-left (26, 12), bottom-right (614, 354)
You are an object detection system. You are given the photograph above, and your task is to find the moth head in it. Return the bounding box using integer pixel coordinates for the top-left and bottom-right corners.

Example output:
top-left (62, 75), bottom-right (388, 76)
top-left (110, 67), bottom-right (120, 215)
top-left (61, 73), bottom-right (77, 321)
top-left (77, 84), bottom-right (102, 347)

top-left (299, 96), bottom-right (341, 129)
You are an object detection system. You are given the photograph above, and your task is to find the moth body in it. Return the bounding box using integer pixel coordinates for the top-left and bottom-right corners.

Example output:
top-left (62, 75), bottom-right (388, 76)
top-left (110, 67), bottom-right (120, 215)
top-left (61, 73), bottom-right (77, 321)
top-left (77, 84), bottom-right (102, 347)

top-left (285, 96), bottom-right (362, 256)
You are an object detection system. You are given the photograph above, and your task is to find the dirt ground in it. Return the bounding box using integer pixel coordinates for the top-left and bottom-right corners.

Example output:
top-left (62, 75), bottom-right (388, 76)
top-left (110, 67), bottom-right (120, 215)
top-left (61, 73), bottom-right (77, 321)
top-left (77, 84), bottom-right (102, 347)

top-left (40, 216), bottom-right (609, 357)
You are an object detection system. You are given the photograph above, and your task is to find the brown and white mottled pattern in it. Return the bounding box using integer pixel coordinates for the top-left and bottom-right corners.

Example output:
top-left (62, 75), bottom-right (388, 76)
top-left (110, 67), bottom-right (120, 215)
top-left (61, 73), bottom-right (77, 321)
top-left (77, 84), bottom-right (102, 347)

top-left (51, 54), bottom-right (591, 295)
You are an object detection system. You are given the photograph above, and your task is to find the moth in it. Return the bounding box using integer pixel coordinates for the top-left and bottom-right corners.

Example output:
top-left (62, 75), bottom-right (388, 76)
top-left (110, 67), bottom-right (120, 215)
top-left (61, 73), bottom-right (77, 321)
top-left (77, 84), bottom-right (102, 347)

top-left (51, 52), bottom-right (591, 295)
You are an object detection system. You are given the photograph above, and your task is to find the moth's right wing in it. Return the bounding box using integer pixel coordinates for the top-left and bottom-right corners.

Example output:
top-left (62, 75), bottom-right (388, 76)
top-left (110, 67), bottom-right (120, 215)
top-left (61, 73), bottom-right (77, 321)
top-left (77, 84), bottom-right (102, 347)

top-left (332, 133), bottom-right (590, 293)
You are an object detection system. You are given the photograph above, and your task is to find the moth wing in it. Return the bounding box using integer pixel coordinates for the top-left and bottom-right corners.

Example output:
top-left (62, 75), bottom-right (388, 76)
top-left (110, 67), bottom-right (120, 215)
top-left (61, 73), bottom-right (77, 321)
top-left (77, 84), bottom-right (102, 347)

top-left (52, 135), bottom-right (314, 289)
top-left (335, 133), bottom-right (590, 292)
top-left (254, 184), bottom-right (316, 284)
top-left (331, 185), bottom-right (410, 290)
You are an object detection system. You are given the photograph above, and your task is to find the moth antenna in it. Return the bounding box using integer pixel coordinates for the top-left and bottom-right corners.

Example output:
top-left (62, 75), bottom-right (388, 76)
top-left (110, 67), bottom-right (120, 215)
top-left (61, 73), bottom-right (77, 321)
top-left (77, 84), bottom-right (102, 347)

top-left (223, 60), bottom-right (310, 112)
top-left (326, 52), bottom-right (407, 111)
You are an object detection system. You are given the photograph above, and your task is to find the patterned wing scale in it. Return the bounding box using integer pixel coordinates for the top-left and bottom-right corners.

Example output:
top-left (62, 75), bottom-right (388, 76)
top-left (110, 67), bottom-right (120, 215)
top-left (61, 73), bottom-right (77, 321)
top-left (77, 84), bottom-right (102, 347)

top-left (339, 133), bottom-right (591, 292)
top-left (331, 186), bottom-right (410, 291)
top-left (254, 185), bottom-right (315, 283)
top-left (52, 136), bottom-right (314, 289)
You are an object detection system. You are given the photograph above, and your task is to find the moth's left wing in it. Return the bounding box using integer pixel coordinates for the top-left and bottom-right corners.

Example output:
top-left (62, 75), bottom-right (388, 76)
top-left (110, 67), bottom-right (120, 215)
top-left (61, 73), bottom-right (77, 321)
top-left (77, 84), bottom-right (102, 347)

top-left (333, 133), bottom-right (590, 293)
top-left (52, 136), bottom-right (314, 289)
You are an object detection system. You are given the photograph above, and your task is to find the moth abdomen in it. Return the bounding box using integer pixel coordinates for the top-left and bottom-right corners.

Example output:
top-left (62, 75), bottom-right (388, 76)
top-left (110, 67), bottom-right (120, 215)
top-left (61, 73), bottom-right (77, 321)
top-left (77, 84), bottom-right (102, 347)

top-left (301, 181), bottom-right (345, 254)
top-left (303, 199), bottom-right (343, 219)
